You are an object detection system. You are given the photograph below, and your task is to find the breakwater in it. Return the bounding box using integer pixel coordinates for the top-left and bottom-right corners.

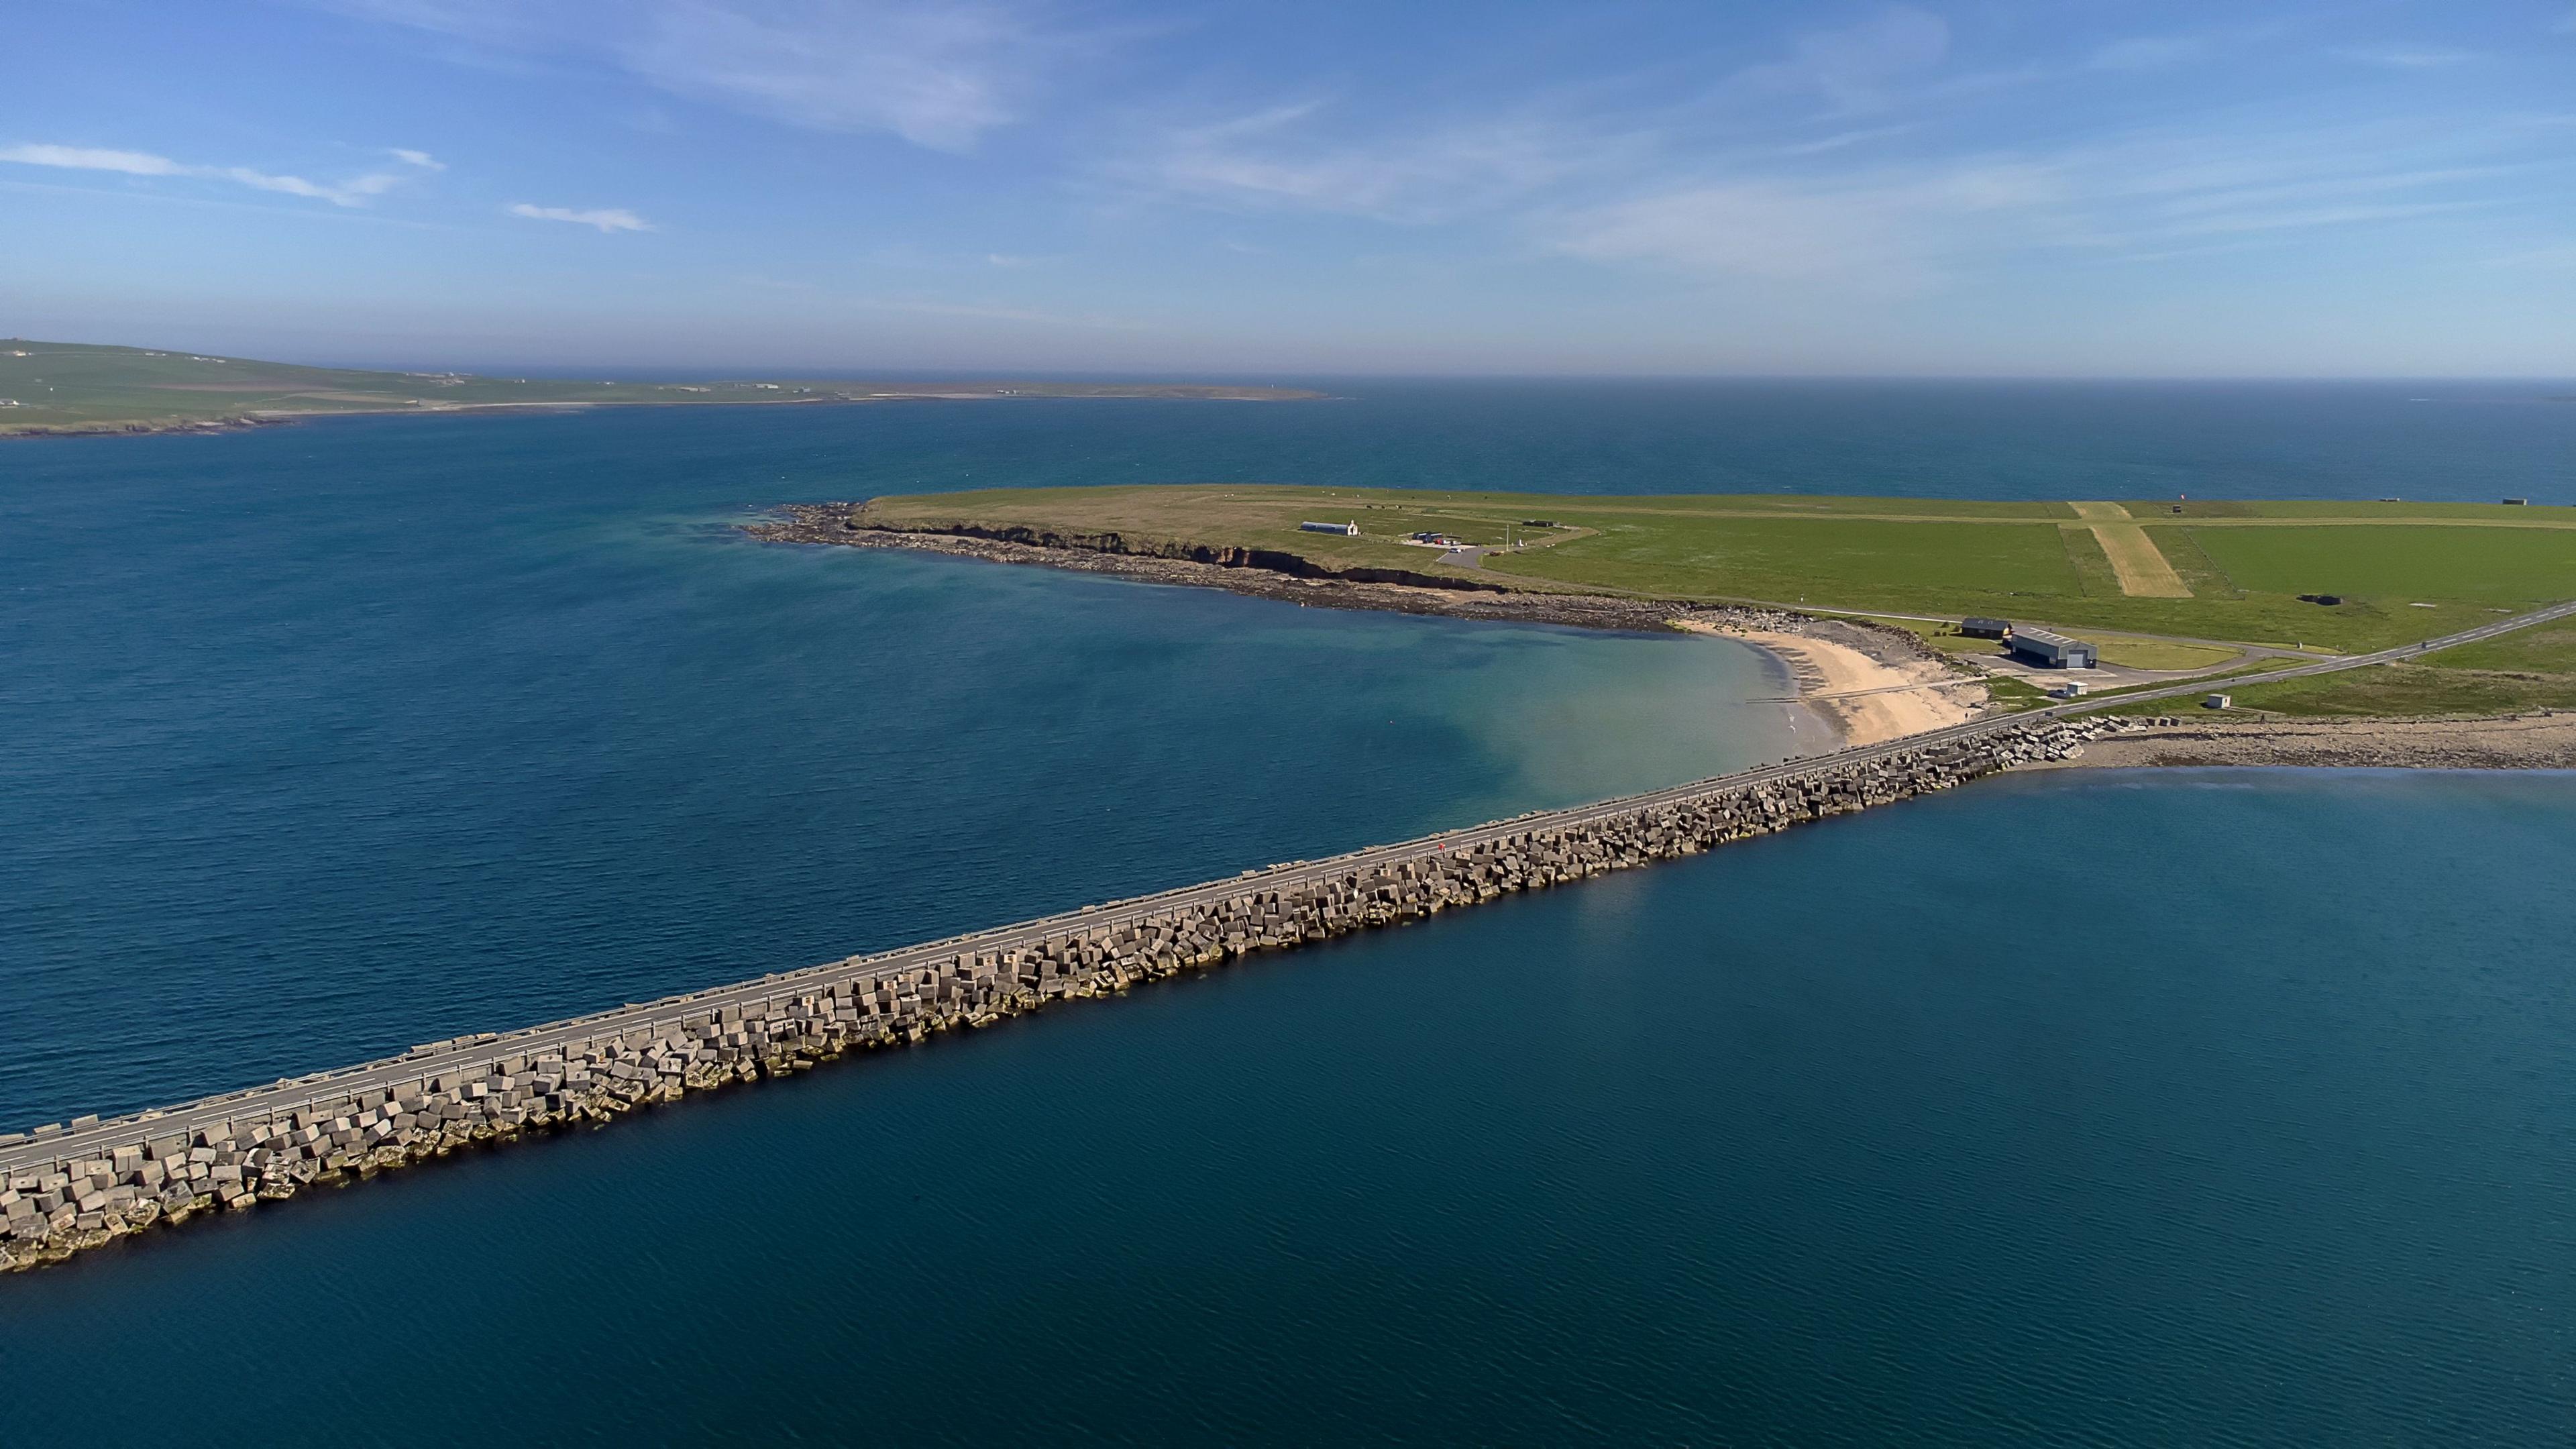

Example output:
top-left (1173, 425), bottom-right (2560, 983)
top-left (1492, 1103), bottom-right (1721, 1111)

top-left (1, 718), bottom-right (2108, 1274)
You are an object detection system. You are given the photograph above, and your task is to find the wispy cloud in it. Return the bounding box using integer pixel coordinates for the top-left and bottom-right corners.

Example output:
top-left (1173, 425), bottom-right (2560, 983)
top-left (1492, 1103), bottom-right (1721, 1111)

top-left (507, 201), bottom-right (653, 231)
top-left (854, 297), bottom-right (1150, 330)
top-left (392, 148), bottom-right (446, 170)
top-left (0, 142), bottom-right (415, 205)
top-left (2334, 46), bottom-right (2477, 69)
top-left (1544, 120), bottom-right (2530, 288)
top-left (1108, 8), bottom-right (2055, 227)
top-left (1126, 101), bottom-right (1629, 223)
top-left (0, 144), bottom-right (188, 176)
top-left (1546, 166), bottom-right (2061, 289)
top-left (2489, 244), bottom-right (2576, 269)
top-left (1719, 5), bottom-right (1951, 115)
top-left (311, 0), bottom-right (1085, 152)
top-left (2090, 36), bottom-right (2206, 72)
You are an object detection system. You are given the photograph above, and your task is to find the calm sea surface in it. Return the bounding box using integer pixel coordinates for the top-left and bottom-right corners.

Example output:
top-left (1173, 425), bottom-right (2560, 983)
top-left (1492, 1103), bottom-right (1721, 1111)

top-left (3, 383), bottom-right (2573, 1442)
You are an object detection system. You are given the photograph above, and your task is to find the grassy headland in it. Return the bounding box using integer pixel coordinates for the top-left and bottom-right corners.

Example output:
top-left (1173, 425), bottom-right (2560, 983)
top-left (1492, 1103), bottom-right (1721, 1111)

top-left (846, 484), bottom-right (2576, 655)
top-left (0, 339), bottom-right (1321, 437)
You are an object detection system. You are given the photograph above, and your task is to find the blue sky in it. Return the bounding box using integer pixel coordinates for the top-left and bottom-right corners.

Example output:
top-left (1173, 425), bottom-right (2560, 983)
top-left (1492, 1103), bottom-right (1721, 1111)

top-left (4, 1), bottom-right (2572, 375)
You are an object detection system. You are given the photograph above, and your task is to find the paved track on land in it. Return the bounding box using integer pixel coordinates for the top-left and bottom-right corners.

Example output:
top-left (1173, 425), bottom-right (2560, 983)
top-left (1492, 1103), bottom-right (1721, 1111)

top-left (11, 596), bottom-right (2573, 1175)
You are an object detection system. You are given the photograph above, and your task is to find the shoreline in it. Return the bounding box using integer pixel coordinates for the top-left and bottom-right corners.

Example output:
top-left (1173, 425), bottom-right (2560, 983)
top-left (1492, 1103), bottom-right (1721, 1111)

top-left (2064, 712), bottom-right (2576, 769)
top-left (1678, 622), bottom-right (1986, 746)
top-left (747, 507), bottom-right (2575, 771)
top-left (746, 503), bottom-right (1956, 676)
top-left (0, 389), bottom-right (1324, 442)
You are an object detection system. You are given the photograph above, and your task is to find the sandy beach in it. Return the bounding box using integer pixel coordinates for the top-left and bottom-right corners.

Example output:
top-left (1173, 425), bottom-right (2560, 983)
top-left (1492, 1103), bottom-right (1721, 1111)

top-left (1682, 623), bottom-right (1986, 747)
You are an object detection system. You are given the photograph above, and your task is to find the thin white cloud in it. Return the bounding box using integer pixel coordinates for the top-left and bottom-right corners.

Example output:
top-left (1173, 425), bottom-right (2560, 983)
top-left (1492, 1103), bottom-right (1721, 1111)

top-left (0, 143), bottom-right (412, 205)
top-left (0, 144), bottom-right (188, 176)
top-left (1131, 102), bottom-right (1627, 223)
top-left (2489, 244), bottom-right (2576, 268)
top-left (853, 297), bottom-right (1151, 331)
top-left (1720, 5), bottom-right (1951, 115)
top-left (1116, 10), bottom-right (1957, 226)
top-left (1771, 125), bottom-right (1915, 158)
top-left (310, 0), bottom-right (1083, 152)
top-left (2090, 36), bottom-right (2206, 72)
top-left (1544, 119), bottom-right (2529, 288)
top-left (2081, 21), bottom-right (2295, 76)
top-left (1546, 166), bottom-right (2061, 289)
top-left (507, 201), bottom-right (653, 232)
top-left (2334, 46), bottom-right (2477, 69)
top-left (392, 148), bottom-right (446, 169)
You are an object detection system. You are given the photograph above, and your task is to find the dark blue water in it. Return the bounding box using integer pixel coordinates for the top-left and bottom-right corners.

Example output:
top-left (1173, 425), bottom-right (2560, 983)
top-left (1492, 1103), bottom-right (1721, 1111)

top-left (347, 376), bottom-right (2576, 501)
top-left (4, 771), bottom-right (2570, 1443)
top-left (1, 405), bottom-right (1795, 1130)
top-left (5, 386), bottom-right (2575, 1442)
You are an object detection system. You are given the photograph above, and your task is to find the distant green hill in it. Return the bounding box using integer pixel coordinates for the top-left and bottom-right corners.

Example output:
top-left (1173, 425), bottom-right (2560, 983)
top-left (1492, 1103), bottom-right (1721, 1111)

top-left (0, 339), bottom-right (1319, 435)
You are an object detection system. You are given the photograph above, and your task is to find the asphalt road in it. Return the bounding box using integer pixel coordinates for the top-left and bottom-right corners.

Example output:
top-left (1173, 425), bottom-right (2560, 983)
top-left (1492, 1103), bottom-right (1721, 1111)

top-left (10, 596), bottom-right (2571, 1175)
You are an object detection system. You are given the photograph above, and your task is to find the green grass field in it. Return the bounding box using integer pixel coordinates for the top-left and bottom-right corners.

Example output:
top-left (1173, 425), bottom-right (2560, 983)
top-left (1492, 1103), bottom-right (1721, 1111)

top-left (2159, 619), bottom-right (2576, 717)
top-left (0, 339), bottom-right (1317, 435)
top-left (854, 484), bottom-right (2576, 653)
top-left (1854, 616), bottom-right (2239, 672)
top-left (2183, 525), bottom-right (2576, 604)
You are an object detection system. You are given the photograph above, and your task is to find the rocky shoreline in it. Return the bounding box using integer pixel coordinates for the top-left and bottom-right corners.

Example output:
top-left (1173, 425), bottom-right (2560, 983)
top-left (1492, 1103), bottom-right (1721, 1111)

top-left (0, 414), bottom-right (294, 441)
top-left (2072, 712), bottom-right (2576, 769)
top-left (1, 718), bottom-right (2106, 1275)
top-left (747, 503), bottom-right (1951, 657)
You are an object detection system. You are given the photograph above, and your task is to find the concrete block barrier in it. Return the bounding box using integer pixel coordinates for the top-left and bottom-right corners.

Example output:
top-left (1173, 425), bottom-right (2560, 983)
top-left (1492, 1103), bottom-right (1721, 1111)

top-left (0, 720), bottom-right (2104, 1272)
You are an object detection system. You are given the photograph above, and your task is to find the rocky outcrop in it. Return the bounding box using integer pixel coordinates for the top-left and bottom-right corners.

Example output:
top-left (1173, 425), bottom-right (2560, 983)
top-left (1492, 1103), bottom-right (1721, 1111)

top-left (0, 415), bottom-right (290, 441)
top-left (747, 504), bottom-right (1960, 657)
top-left (2072, 711), bottom-right (2576, 769)
top-left (0, 718), bottom-right (2106, 1274)
top-left (871, 518), bottom-right (1525, 594)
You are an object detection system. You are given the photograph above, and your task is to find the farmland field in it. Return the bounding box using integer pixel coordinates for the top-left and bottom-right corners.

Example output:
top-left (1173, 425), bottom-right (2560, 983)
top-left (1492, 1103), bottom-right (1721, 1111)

top-left (2182, 525), bottom-right (2576, 604)
top-left (851, 484), bottom-right (2576, 653)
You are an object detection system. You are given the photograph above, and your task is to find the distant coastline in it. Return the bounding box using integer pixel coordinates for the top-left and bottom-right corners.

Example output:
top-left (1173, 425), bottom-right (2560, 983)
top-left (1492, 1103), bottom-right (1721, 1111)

top-left (0, 389), bottom-right (1326, 441)
top-left (0, 338), bottom-right (1324, 439)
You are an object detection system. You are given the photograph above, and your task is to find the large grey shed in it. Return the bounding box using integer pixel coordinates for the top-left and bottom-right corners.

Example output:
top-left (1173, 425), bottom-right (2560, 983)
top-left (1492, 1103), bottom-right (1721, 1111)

top-left (2006, 627), bottom-right (2096, 669)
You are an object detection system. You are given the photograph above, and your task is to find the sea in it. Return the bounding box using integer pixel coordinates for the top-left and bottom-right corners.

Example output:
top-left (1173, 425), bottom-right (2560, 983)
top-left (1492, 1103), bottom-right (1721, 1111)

top-left (2, 380), bottom-right (2572, 1443)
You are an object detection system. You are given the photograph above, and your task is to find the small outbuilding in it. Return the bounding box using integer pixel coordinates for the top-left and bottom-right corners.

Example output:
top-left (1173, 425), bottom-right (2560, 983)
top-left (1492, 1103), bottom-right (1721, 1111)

top-left (2204, 693), bottom-right (2233, 709)
top-left (2006, 627), bottom-right (2096, 669)
top-left (1960, 616), bottom-right (2010, 639)
top-left (1299, 521), bottom-right (1360, 536)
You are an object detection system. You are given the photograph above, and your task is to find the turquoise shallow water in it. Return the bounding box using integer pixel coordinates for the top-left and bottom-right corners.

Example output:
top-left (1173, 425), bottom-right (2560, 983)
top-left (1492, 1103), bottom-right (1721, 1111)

top-left (4, 384), bottom-right (2575, 1441)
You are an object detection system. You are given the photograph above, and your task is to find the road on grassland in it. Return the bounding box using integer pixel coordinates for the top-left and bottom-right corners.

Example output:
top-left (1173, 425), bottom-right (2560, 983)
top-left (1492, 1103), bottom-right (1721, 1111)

top-left (10, 596), bottom-right (2572, 1176)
